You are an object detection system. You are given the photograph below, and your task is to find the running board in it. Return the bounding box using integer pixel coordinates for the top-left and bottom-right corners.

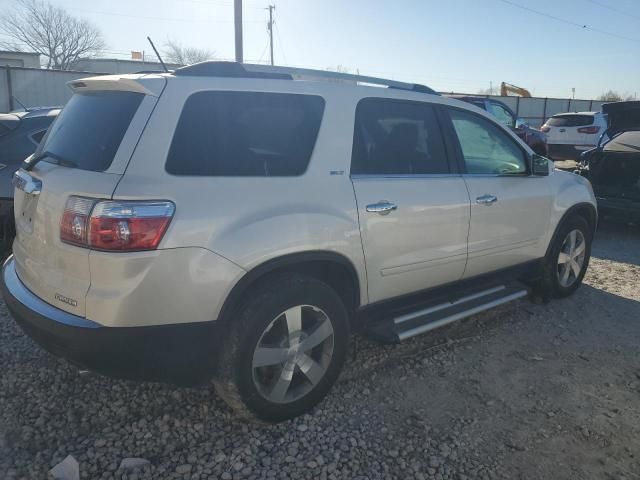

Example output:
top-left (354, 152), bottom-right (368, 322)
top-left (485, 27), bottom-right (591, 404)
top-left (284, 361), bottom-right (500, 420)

top-left (366, 283), bottom-right (529, 343)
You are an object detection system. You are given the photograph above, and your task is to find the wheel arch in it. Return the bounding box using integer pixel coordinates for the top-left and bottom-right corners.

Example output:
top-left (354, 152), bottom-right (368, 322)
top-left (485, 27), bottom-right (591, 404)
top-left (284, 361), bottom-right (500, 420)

top-left (218, 251), bottom-right (362, 327)
top-left (545, 202), bottom-right (597, 258)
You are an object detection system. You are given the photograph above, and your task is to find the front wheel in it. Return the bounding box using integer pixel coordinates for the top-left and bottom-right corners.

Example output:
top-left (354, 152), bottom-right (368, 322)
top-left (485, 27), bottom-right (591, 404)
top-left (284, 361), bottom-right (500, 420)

top-left (214, 273), bottom-right (349, 422)
top-left (539, 215), bottom-right (592, 298)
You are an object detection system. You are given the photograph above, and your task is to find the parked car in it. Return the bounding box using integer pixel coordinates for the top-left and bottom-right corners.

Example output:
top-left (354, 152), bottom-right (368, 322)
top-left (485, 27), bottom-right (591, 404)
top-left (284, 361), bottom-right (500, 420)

top-left (1, 63), bottom-right (597, 422)
top-left (579, 101), bottom-right (640, 223)
top-left (541, 112), bottom-right (608, 161)
top-left (450, 96), bottom-right (547, 156)
top-left (0, 107), bottom-right (60, 250)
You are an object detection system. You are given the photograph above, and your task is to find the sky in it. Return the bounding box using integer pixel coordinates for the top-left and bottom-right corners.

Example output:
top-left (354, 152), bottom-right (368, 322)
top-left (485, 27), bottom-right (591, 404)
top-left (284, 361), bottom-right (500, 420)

top-left (0, 0), bottom-right (638, 99)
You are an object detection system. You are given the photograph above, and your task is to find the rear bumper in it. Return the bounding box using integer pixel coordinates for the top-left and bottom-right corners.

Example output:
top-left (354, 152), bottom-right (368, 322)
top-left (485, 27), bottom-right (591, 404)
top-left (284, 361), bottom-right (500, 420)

top-left (1, 255), bottom-right (221, 386)
top-left (548, 144), bottom-right (595, 161)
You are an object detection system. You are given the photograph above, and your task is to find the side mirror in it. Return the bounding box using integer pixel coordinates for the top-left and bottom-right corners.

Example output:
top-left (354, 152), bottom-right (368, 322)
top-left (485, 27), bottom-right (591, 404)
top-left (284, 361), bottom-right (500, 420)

top-left (531, 154), bottom-right (550, 176)
top-left (515, 118), bottom-right (528, 129)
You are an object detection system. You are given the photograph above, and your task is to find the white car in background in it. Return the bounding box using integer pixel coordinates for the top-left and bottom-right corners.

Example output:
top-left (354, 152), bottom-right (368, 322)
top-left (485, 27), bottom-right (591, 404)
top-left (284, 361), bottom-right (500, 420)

top-left (541, 112), bottom-right (607, 162)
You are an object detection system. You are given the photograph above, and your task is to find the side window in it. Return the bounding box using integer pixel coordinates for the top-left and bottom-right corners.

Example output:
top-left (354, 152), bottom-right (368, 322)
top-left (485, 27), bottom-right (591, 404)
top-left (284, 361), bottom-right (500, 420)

top-left (448, 108), bottom-right (527, 175)
top-left (351, 98), bottom-right (449, 175)
top-left (488, 102), bottom-right (515, 129)
top-left (166, 92), bottom-right (325, 176)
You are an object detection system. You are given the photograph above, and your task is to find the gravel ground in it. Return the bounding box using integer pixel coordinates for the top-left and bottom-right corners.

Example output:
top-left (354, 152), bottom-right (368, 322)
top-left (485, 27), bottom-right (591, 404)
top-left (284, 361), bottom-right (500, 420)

top-left (1, 222), bottom-right (639, 480)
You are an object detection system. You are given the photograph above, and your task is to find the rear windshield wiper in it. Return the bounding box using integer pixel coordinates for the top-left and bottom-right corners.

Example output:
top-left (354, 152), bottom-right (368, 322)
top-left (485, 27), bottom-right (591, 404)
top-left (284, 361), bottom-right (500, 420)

top-left (24, 150), bottom-right (77, 171)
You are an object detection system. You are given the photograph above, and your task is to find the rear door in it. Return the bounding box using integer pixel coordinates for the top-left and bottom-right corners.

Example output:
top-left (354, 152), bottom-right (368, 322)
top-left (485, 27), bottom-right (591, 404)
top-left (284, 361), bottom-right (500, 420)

top-left (12, 78), bottom-right (163, 317)
top-left (351, 98), bottom-right (470, 302)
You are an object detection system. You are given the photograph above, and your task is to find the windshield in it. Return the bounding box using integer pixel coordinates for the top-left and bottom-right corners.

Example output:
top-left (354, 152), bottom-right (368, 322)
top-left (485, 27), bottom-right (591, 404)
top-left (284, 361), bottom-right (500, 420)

top-left (40, 91), bottom-right (143, 172)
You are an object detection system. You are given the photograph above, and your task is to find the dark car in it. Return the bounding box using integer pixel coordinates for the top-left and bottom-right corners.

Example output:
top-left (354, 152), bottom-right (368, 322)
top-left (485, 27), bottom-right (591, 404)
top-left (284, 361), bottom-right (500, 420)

top-left (579, 101), bottom-right (640, 223)
top-left (0, 107), bottom-right (60, 249)
top-left (451, 96), bottom-right (547, 155)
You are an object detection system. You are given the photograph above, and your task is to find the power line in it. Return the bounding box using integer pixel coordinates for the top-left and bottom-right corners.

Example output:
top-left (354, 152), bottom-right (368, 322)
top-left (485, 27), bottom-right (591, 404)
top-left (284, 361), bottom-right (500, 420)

top-left (585, 0), bottom-right (640, 21)
top-left (496, 0), bottom-right (640, 44)
top-left (274, 20), bottom-right (287, 65)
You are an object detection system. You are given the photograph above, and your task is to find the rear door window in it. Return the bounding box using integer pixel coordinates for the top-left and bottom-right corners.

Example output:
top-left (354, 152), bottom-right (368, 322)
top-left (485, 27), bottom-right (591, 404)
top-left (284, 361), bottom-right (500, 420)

top-left (40, 91), bottom-right (144, 172)
top-left (351, 98), bottom-right (450, 175)
top-left (547, 115), bottom-right (594, 127)
top-left (166, 92), bottom-right (325, 176)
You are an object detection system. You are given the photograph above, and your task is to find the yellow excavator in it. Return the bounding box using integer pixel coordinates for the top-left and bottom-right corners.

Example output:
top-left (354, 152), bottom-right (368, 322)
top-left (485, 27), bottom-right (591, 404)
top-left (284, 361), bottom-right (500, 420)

top-left (500, 82), bottom-right (532, 98)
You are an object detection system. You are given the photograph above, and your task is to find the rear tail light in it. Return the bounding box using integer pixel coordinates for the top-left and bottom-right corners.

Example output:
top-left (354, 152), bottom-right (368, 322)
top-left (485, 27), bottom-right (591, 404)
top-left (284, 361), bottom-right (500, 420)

top-left (540, 126), bottom-right (550, 133)
top-left (577, 126), bottom-right (600, 134)
top-left (61, 197), bottom-right (175, 251)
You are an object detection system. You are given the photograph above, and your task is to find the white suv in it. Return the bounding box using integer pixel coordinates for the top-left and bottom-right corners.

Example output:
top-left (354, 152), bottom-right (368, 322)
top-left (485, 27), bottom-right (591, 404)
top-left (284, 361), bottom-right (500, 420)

top-left (2, 63), bottom-right (597, 422)
top-left (541, 112), bottom-right (608, 161)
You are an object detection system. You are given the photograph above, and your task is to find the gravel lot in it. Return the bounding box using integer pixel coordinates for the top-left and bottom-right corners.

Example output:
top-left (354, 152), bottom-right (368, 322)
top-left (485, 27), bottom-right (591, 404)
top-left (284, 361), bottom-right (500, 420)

top-left (1, 222), bottom-right (639, 480)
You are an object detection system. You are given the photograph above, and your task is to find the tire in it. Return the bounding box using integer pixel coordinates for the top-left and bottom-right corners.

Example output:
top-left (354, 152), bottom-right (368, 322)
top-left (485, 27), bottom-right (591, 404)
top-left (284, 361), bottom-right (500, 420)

top-left (214, 273), bottom-right (349, 423)
top-left (538, 215), bottom-right (592, 299)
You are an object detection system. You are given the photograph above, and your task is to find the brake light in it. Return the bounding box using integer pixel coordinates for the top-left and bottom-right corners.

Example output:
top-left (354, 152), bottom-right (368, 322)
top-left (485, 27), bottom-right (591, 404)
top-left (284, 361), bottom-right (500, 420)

top-left (61, 197), bottom-right (175, 251)
top-left (577, 126), bottom-right (600, 134)
top-left (540, 126), bottom-right (550, 133)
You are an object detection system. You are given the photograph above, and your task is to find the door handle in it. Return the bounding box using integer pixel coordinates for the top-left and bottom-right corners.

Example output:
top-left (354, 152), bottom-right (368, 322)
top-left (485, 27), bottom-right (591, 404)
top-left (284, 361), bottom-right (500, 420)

top-left (476, 194), bottom-right (498, 205)
top-left (366, 201), bottom-right (397, 215)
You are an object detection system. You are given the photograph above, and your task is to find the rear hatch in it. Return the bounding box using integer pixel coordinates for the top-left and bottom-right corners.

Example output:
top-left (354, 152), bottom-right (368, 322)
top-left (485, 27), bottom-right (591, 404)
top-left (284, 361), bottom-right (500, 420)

top-left (12, 75), bottom-right (165, 317)
top-left (543, 113), bottom-right (598, 147)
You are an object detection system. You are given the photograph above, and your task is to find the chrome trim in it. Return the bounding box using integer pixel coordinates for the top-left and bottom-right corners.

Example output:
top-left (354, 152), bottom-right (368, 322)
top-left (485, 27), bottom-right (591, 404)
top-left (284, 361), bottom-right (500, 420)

top-left (394, 285), bottom-right (506, 325)
top-left (397, 289), bottom-right (528, 341)
top-left (476, 194), bottom-right (498, 205)
top-left (366, 201), bottom-right (397, 214)
top-left (351, 173), bottom-right (461, 180)
top-left (2, 256), bottom-right (100, 329)
top-left (12, 168), bottom-right (42, 195)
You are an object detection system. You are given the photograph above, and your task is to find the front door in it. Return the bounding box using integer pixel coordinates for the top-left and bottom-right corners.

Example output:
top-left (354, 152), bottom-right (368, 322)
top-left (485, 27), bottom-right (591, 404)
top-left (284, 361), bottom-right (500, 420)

top-left (350, 98), bottom-right (470, 302)
top-left (444, 107), bottom-right (553, 278)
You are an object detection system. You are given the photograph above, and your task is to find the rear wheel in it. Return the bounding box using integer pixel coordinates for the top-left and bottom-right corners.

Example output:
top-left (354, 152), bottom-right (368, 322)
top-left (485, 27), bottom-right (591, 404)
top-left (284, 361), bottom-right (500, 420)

top-left (214, 273), bottom-right (349, 422)
top-left (538, 215), bottom-right (592, 298)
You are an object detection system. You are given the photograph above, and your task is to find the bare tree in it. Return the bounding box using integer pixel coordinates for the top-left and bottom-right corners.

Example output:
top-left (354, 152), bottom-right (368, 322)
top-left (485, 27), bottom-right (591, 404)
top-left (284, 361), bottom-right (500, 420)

top-left (597, 90), bottom-right (635, 102)
top-left (0, 0), bottom-right (105, 70)
top-left (163, 39), bottom-right (215, 66)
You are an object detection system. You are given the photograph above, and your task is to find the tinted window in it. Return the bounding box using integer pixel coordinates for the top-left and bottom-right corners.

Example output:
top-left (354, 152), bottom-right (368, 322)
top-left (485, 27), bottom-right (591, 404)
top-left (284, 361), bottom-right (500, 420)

top-left (351, 98), bottom-right (449, 175)
top-left (488, 102), bottom-right (515, 128)
top-left (547, 115), bottom-right (594, 127)
top-left (41, 91), bottom-right (143, 171)
top-left (166, 92), bottom-right (325, 176)
top-left (448, 108), bottom-right (527, 175)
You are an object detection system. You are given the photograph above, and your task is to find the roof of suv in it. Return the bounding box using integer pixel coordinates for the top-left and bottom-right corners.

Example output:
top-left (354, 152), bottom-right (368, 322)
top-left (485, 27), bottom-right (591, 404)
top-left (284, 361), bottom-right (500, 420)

top-left (171, 61), bottom-right (441, 96)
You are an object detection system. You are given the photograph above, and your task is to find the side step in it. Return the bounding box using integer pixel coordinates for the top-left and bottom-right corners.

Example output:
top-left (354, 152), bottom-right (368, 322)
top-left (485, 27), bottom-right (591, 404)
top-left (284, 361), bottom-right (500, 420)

top-left (366, 284), bottom-right (529, 343)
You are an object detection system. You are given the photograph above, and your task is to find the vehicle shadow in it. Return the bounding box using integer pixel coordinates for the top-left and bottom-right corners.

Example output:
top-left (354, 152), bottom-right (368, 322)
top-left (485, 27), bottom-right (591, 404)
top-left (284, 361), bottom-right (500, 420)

top-left (591, 220), bottom-right (640, 266)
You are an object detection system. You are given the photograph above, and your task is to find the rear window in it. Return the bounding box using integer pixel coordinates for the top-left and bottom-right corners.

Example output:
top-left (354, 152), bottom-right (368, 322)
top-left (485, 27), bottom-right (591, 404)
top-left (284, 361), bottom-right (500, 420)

top-left (41, 91), bottom-right (143, 172)
top-left (166, 91), bottom-right (325, 176)
top-left (547, 115), bottom-right (594, 127)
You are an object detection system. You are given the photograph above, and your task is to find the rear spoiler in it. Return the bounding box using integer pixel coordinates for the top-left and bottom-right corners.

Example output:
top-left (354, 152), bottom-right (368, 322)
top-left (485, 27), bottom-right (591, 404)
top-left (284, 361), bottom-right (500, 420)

top-left (67, 74), bottom-right (166, 97)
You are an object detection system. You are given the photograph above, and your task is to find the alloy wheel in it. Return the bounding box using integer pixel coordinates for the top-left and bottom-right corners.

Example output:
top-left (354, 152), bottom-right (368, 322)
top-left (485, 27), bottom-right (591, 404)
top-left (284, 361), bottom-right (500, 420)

top-left (251, 305), bottom-right (335, 404)
top-left (557, 229), bottom-right (586, 288)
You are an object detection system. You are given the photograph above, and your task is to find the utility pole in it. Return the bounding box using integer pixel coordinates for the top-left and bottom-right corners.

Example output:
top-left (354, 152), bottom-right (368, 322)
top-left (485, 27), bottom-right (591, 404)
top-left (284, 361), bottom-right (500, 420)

top-left (267, 5), bottom-right (275, 65)
top-left (234, 0), bottom-right (243, 63)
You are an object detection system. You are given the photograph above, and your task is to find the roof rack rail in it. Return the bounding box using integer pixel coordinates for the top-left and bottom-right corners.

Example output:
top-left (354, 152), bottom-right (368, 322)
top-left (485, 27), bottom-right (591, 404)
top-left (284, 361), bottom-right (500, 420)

top-left (174, 61), bottom-right (439, 95)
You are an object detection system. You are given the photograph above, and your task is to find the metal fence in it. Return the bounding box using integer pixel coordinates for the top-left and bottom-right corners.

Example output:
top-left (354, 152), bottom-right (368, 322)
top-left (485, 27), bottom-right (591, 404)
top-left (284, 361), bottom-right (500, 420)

top-left (0, 66), bottom-right (102, 112)
top-left (2, 66), bottom-right (606, 128)
top-left (465, 94), bottom-right (606, 128)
